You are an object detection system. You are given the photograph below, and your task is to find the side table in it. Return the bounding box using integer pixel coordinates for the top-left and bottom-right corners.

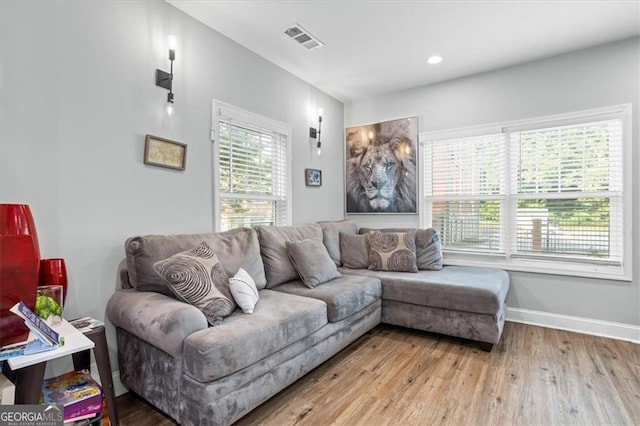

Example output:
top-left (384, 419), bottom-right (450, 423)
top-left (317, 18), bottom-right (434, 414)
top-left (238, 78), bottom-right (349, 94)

top-left (3, 321), bottom-right (119, 426)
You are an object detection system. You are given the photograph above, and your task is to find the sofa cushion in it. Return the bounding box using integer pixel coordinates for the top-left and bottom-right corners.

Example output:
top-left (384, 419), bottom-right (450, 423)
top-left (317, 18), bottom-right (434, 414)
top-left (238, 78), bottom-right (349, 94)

top-left (256, 223), bottom-right (323, 288)
top-left (286, 239), bottom-right (341, 288)
top-left (229, 268), bottom-right (259, 314)
top-left (319, 220), bottom-right (358, 266)
top-left (153, 241), bottom-right (237, 326)
top-left (182, 290), bottom-right (327, 382)
top-left (125, 227), bottom-right (266, 296)
top-left (272, 275), bottom-right (381, 322)
top-left (368, 231), bottom-right (418, 272)
top-left (360, 227), bottom-right (443, 271)
top-left (340, 233), bottom-right (370, 269)
top-left (339, 266), bottom-right (509, 315)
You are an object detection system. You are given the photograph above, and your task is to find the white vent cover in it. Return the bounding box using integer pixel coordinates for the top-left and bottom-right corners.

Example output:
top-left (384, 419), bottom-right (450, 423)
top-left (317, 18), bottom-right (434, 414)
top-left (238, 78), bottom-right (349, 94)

top-left (284, 24), bottom-right (324, 50)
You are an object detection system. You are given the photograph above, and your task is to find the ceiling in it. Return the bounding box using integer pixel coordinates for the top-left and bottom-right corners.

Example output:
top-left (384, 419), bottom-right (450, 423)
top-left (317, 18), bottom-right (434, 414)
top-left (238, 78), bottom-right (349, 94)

top-left (167, 1), bottom-right (640, 103)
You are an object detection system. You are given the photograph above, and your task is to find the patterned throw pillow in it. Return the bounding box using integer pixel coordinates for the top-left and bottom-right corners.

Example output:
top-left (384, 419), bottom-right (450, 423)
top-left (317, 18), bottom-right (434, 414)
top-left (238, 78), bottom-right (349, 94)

top-left (368, 231), bottom-right (418, 272)
top-left (229, 268), bottom-right (259, 314)
top-left (153, 241), bottom-right (237, 326)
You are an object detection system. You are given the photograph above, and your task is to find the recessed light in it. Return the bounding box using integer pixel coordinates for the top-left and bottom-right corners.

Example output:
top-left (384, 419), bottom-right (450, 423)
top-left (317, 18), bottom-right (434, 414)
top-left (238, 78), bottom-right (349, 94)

top-left (427, 55), bottom-right (443, 65)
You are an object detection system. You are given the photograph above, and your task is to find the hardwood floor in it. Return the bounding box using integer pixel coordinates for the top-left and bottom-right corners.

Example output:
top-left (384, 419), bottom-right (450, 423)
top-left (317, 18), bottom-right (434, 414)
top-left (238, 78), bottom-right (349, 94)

top-left (116, 322), bottom-right (640, 425)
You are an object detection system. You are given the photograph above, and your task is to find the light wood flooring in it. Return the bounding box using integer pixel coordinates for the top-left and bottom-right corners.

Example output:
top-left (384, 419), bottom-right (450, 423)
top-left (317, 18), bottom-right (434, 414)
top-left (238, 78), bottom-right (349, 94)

top-left (116, 322), bottom-right (640, 425)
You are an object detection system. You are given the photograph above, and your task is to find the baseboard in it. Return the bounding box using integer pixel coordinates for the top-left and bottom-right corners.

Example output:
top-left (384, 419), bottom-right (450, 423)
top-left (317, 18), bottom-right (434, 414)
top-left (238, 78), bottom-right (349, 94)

top-left (506, 307), bottom-right (640, 344)
top-left (89, 363), bottom-right (129, 397)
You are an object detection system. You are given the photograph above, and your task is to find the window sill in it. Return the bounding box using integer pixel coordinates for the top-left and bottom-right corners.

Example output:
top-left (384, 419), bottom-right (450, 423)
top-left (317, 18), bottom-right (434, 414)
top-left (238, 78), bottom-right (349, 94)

top-left (443, 251), bottom-right (632, 282)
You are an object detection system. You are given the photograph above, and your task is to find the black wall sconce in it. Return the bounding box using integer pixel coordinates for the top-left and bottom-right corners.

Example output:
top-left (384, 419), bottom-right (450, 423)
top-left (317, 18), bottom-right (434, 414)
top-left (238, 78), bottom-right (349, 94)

top-left (156, 35), bottom-right (176, 116)
top-left (309, 108), bottom-right (323, 156)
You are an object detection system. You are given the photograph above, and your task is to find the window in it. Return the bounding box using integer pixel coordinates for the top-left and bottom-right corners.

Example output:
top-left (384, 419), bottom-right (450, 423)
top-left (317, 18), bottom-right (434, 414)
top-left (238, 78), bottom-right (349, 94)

top-left (212, 101), bottom-right (291, 231)
top-left (422, 105), bottom-right (631, 280)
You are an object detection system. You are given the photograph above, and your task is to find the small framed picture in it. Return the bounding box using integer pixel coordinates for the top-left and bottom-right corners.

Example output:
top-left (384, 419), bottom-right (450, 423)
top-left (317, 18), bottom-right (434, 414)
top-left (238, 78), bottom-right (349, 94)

top-left (144, 135), bottom-right (187, 171)
top-left (305, 168), bottom-right (322, 186)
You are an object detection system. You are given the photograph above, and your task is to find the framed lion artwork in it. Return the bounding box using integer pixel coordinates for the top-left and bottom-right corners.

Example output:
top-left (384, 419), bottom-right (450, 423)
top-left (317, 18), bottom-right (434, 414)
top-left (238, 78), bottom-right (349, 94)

top-left (345, 116), bottom-right (418, 214)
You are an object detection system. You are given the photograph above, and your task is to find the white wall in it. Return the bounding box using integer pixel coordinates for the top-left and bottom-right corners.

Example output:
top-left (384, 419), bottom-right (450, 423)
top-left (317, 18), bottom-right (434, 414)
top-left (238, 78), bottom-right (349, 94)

top-left (346, 37), bottom-right (640, 327)
top-left (0, 0), bottom-right (344, 373)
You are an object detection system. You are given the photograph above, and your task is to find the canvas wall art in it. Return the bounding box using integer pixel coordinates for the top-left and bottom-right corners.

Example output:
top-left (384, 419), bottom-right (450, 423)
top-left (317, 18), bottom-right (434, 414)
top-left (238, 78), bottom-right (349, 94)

top-left (345, 116), bottom-right (418, 213)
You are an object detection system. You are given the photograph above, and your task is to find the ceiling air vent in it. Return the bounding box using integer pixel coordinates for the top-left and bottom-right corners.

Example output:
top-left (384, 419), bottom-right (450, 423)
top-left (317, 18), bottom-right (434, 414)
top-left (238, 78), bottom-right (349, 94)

top-left (284, 24), bottom-right (324, 50)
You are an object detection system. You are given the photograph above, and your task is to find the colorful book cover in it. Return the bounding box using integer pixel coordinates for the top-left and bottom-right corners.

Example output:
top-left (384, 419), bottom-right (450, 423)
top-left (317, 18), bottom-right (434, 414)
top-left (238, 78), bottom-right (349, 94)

top-left (64, 397), bottom-right (103, 422)
top-left (40, 369), bottom-right (103, 418)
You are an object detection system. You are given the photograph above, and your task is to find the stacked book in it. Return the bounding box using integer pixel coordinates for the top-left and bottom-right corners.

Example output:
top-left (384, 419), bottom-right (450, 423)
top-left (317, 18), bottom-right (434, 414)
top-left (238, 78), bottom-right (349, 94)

top-left (40, 369), bottom-right (103, 424)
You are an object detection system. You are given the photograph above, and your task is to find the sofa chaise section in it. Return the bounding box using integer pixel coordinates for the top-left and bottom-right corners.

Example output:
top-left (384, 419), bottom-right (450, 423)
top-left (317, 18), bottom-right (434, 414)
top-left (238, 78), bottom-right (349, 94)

top-left (340, 266), bottom-right (510, 348)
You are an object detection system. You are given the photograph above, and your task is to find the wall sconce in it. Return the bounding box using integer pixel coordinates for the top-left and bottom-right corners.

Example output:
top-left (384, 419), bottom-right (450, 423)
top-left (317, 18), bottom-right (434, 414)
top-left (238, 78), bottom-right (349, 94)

top-left (309, 108), bottom-right (323, 156)
top-left (156, 35), bottom-right (176, 116)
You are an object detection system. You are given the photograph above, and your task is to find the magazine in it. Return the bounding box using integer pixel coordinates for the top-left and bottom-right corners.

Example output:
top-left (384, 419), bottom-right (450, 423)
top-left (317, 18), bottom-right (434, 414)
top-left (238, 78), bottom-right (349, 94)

top-left (0, 301), bottom-right (64, 359)
top-left (69, 317), bottom-right (105, 333)
top-left (40, 369), bottom-right (103, 422)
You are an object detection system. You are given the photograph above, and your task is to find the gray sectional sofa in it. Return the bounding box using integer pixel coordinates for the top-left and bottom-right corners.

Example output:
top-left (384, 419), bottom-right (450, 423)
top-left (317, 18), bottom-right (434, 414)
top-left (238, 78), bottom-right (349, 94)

top-left (106, 220), bottom-right (510, 425)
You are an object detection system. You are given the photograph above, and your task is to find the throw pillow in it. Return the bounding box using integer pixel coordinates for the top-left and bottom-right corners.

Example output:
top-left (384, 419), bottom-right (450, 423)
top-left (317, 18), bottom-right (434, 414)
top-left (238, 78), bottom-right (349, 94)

top-left (286, 239), bottom-right (341, 288)
top-left (153, 241), bottom-right (237, 326)
top-left (339, 232), bottom-right (370, 269)
top-left (416, 228), bottom-right (443, 270)
top-left (368, 231), bottom-right (418, 272)
top-left (229, 268), bottom-right (259, 314)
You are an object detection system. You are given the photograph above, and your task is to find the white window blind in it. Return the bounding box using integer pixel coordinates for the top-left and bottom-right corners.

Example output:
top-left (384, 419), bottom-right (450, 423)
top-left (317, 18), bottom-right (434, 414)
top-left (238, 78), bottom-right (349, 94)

top-left (422, 105), bottom-right (631, 280)
top-left (427, 133), bottom-right (505, 252)
top-left (213, 101), bottom-right (291, 231)
top-left (509, 119), bottom-right (623, 262)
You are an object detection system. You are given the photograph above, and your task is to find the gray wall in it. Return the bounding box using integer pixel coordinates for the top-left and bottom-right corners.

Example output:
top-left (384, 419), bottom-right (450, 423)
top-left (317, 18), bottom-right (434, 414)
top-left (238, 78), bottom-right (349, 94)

top-left (346, 37), bottom-right (640, 326)
top-left (0, 0), bottom-right (343, 373)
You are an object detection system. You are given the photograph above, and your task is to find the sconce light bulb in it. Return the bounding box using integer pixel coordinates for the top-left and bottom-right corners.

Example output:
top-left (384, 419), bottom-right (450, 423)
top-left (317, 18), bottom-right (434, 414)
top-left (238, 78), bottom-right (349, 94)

top-left (318, 108), bottom-right (323, 120)
top-left (168, 35), bottom-right (177, 50)
top-left (165, 101), bottom-right (175, 117)
top-left (316, 146), bottom-right (322, 156)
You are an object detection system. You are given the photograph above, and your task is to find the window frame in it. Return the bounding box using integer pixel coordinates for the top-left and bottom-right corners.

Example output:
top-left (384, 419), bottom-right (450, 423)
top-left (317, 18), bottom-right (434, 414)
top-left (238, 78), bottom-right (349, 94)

top-left (211, 100), bottom-right (292, 232)
top-left (420, 104), bottom-right (633, 281)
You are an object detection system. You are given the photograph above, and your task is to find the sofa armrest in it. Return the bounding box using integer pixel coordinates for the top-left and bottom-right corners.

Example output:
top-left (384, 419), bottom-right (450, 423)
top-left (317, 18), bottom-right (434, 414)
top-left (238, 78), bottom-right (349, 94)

top-left (106, 289), bottom-right (207, 358)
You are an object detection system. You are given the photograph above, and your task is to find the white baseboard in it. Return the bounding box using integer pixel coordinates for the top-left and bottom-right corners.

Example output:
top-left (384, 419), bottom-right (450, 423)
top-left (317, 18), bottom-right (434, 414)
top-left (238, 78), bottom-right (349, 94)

top-left (89, 363), bottom-right (129, 397)
top-left (506, 307), bottom-right (640, 344)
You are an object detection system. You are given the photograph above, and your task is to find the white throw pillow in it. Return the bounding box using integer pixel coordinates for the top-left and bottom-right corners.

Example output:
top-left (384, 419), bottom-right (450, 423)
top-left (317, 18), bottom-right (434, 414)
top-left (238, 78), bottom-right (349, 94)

top-left (229, 268), bottom-right (259, 314)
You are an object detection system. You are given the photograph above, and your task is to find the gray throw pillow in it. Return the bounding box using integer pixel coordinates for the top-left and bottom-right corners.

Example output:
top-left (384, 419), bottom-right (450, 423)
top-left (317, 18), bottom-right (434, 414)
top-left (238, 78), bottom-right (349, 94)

top-left (368, 231), bottom-right (418, 272)
top-left (286, 239), bottom-right (341, 288)
top-left (153, 241), bottom-right (237, 326)
top-left (416, 228), bottom-right (443, 270)
top-left (339, 232), bottom-right (370, 269)
top-left (319, 220), bottom-right (358, 266)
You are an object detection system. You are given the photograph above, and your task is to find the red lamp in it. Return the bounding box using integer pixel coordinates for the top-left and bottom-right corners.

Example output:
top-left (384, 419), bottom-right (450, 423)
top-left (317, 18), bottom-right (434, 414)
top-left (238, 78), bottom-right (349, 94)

top-left (0, 204), bottom-right (41, 347)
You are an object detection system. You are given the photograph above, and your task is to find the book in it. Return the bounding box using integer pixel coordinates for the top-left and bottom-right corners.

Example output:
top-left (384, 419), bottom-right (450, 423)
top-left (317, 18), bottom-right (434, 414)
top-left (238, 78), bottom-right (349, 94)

top-left (40, 370), bottom-right (103, 422)
top-left (9, 301), bottom-right (64, 347)
top-left (69, 317), bottom-right (105, 333)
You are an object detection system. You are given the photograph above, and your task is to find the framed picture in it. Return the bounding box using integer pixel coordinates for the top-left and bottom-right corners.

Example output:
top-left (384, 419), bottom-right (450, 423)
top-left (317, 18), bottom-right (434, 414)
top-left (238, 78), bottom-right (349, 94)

top-left (305, 168), bottom-right (322, 186)
top-left (345, 116), bottom-right (418, 214)
top-left (144, 135), bottom-right (187, 171)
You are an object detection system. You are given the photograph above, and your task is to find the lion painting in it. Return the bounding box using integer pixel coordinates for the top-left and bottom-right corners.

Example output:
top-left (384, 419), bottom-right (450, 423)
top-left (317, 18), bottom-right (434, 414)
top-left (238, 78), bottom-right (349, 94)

top-left (346, 117), bottom-right (417, 213)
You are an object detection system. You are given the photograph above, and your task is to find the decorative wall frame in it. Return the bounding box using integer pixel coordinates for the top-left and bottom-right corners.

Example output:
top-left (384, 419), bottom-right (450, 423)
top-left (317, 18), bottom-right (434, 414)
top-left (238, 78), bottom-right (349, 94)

top-left (305, 168), bottom-right (322, 186)
top-left (345, 116), bottom-right (418, 214)
top-left (144, 135), bottom-right (187, 171)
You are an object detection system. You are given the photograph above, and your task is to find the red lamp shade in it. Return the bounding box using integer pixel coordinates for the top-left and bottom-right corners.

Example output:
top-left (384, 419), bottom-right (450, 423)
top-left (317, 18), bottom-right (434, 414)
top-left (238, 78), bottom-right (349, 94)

top-left (0, 204), bottom-right (40, 347)
top-left (39, 258), bottom-right (68, 305)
